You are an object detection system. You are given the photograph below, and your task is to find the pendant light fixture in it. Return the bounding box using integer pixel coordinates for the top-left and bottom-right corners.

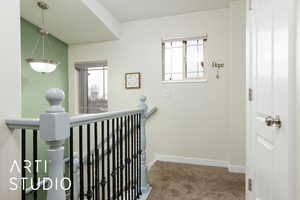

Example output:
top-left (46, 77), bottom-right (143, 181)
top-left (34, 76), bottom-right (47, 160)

top-left (26, 1), bottom-right (58, 73)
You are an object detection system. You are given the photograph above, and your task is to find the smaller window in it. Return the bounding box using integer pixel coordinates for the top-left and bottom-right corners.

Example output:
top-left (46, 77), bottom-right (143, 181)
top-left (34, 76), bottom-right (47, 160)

top-left (87, 67), bottom-right (108, 113)
top-left (162, 37), bottom-right (207, 81)
top-left (76, 62), bottom-right (108, 114)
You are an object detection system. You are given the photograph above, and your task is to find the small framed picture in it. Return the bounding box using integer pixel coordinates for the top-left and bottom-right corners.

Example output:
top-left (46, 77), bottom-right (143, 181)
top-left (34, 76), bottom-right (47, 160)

top-left (125, 72), bottom-right (141, 89)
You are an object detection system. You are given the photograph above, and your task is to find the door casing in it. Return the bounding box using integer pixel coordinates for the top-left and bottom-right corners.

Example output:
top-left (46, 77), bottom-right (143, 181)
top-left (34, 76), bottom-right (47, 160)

top-left (245, 0), bottom-right (297, 199)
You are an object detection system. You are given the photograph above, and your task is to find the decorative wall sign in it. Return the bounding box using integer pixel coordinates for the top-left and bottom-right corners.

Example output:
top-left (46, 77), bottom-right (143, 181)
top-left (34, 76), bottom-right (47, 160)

top-left (212, 62), bottom-right (224, 79)
top-left (125, 72), bottom-right (141, 89)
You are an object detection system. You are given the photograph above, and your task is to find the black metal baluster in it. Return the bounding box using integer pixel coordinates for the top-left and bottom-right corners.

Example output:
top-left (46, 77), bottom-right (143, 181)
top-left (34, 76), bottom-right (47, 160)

top-left (92, 154), bottom-right (95, 200)
top-left (133, 115), bottom-right (137, 199)
top-left (135, 116), bottom-right (139, 198)
top-left (138, 114), bottom-right (142, 195)
top-left (132, 115), bottom-right (136, 199)
top-left (136, 115), bottom-right (139, 198)
top-left (120, 117), bottom-right (124, 200)
top-left (112, 119), bottom-right (117, 199)
top-left (94, 123), bottom-right (99, 200)
top-left (87, 124), bottom-right (92, 200)
top-left (127, 116), bottom-right (131, 200)
top-left (70, 128), bottom-right (74, 200)
top-left (116, 118), bottom-right (120, 199)
top-left (97, 148), bottom-right (100, 200)
top-left (136, 115), bottom-right (139, 197)
top-left (124, 116), bottom-right (128, 200)
top-left (21, 129), bottom-right (26, 200)
top-left (79, 125), bottom-right (84, 200)
top-left (101, 121), bottom-right (106, 200)
top-left (126, 116), bottom-right (128, 200)
top-left (107, 120), bottom-right (111, 200)
top-left (33, 130), bottom-right (38, 200)
top-left (135, 114), bottom-right (139, 199)
top-left (130, 115), bottom-right (134, 199)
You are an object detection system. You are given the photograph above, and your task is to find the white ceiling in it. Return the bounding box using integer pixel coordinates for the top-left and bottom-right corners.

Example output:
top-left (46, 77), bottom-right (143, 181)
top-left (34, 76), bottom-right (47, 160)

top-left (21, 0), bottom-right (237, 44)
top-left (21, 0), bottom-right (120, 44)
top-left (98, 0), bottom-right (236, 22)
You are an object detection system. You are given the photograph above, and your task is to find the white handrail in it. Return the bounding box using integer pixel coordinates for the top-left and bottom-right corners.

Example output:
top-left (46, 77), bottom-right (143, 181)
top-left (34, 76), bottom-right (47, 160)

top-left (146, 107), bottom-right (158, 119)
top-left (5, 108), bottom-right (144, 131)
top-left (5, 118), bottom-right (40, 130)
top-left (70, 108), bottom-right (144, 127)
top-left (5, 107), bottom-right (156, 131)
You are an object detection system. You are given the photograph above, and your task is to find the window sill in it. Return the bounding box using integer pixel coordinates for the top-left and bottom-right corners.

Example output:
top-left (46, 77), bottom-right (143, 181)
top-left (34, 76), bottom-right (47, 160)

top-left (162, 79), bottom-right (208, 84)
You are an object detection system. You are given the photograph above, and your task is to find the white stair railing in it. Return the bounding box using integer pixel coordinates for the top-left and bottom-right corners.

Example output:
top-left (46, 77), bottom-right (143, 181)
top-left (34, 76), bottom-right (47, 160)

top-left (6, 88), bottom-right (157, 200)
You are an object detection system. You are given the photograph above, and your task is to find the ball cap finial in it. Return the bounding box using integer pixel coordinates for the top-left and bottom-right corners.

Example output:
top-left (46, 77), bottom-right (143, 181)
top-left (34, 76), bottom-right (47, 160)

top-left (45, 88), bottom-right (65, 107)
top-left (139, 95), bottom-right (147, 103)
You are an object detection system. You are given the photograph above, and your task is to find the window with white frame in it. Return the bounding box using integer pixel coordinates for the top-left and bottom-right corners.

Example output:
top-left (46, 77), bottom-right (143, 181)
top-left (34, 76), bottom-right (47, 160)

top-left (162, 37), bottom-right (207, 81)
top-left (76, 61), bottom-right (108, 114)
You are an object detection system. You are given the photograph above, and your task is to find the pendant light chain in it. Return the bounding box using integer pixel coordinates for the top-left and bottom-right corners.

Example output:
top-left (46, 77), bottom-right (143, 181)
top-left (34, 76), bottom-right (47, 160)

top-left (30, 35), bottom-right (42, 58)
top-left (29, 2), bottom-right (47, 58)
top-left (41, 7), bottom-right (45, 58)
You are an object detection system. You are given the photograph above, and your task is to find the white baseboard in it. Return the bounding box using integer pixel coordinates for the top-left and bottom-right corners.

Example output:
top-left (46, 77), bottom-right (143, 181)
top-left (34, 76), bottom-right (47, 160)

top-left (155, 154), bottom-right (229, 167)
top-left (148, 154), bottom-right (245, 174)
top-left (228, 164), bottom-right (245, 173)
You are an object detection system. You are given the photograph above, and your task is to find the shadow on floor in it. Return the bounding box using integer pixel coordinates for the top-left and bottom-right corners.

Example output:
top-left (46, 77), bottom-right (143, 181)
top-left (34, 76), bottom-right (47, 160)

top-left (148, 161), bottom-right (245, 200)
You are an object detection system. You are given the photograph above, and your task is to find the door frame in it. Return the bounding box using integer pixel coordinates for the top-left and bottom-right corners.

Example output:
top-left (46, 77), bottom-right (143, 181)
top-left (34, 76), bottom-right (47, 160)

top-left (245, 0), bottom-right (297, 199)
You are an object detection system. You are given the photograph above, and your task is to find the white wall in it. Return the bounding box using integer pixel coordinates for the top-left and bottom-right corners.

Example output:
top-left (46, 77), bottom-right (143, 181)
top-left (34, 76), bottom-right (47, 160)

top-left (296, 0), bottom-right (300, 198)
top-left (69, 5), bottom-right (246, 167)
top-left (229, 1), bottom-right (246, 166)
top-left (0, 0), bottom-right (21, 198)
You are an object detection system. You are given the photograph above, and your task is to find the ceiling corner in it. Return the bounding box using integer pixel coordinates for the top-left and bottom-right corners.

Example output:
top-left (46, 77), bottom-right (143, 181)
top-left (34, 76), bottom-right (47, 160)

top-left (81, 0), bottom-right (121, 39)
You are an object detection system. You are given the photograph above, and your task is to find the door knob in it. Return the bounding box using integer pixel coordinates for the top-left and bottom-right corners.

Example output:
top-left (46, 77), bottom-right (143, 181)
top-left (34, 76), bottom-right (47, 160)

top-left (265, 116), bottom-right (274, 126)
top-left (265, 115), bottom-right (282, 128)
top-left (273, 115), bottom-right (282, 128)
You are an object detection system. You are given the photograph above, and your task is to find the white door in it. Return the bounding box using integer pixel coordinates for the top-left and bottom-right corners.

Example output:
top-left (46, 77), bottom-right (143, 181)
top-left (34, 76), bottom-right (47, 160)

top-left (248, 0), bottom-right (296, 199)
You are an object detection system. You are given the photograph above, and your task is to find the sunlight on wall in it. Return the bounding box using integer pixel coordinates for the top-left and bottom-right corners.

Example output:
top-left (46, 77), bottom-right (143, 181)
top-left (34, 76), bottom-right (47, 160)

top-left (69, 5), bottom-right (246, 168)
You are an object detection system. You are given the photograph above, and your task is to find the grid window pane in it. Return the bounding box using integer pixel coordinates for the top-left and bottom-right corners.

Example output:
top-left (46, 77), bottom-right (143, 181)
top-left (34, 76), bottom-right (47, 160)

top-left (163, 38), bottom-right (206, 81)
top-left (164, 42), bottom-right (172, 48)
top-left (164, 48), bottom-right (172, 74)
top-left (186, 40), bottom-right (204, 79)
top-left (163, 41), bottom-right (183, 80)
top-left (171, 47), bottom-right (183, 73)
top-left (171, 41), bottom-right (183, 48)
top-left (164, 73), bottom-right (172, 81)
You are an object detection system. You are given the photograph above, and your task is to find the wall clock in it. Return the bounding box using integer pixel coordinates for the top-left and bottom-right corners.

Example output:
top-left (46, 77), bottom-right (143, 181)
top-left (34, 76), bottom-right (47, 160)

top-left (125, 72), bottom-right (141, 89)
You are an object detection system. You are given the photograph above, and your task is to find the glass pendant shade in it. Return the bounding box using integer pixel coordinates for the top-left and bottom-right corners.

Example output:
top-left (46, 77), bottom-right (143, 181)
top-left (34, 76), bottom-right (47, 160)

top-left (27, 58), bottom-right (57, 73)
top-left (27, 1), bottom-right (58, 74)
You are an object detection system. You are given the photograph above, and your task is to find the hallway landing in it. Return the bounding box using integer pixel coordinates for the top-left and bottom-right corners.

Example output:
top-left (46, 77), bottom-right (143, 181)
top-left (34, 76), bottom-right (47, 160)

top-left (148, 161), bottom-right (245, 200)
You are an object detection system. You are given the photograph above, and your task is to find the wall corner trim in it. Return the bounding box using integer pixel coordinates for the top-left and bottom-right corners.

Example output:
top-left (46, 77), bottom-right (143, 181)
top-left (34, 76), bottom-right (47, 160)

top-left (148, 154), bottom-right (245, 174)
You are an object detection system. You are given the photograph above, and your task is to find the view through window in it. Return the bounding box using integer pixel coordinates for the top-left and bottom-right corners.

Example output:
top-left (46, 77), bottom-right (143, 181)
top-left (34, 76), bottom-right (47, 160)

top-left (87, 67), bottom-right (108, 113)
top-left (76, 62), bottom-right (108, 113)
top-left (163, 37), bottom-right (207, 81)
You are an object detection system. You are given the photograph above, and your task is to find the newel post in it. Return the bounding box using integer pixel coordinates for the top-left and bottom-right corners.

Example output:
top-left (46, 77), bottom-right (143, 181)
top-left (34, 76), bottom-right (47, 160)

top-left (40, 88), bottom-right (70, 200)
top-left (138, 95), bottom-right (151, 194)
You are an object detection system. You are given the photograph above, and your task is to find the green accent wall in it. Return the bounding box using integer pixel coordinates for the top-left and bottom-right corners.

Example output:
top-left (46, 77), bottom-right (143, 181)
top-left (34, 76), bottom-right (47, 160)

top-left (21, 18), bottom-right (68, 117)
top-left (21, 19), bottom-right (69, 199)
